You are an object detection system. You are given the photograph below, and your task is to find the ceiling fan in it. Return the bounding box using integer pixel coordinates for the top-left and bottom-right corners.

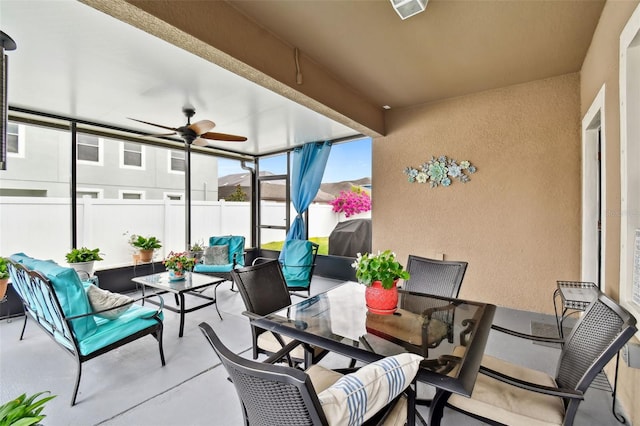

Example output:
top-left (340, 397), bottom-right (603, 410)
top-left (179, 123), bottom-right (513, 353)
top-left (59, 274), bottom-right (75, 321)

top-left (129, 106), bottom-right (247, 146)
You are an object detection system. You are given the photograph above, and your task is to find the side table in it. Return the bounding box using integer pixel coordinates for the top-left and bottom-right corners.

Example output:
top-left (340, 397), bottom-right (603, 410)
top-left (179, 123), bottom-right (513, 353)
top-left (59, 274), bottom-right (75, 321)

top-left (553, 280), bottom-right (598, 338)
top-left (553, 280), bottom-right (625, 424)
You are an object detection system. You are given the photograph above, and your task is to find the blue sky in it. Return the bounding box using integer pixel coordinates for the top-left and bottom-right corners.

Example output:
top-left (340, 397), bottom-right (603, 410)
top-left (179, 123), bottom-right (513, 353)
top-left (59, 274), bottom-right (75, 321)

top-left (217, 137), bottom-right (372, 183)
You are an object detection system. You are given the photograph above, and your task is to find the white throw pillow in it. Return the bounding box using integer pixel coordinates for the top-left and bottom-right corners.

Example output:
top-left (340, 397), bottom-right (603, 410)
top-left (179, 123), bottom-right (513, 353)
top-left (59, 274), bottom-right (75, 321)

top-left (85, 284), bottom-right (134, 320)
top-left (317, 352), bottom-right (423, 425)
top-left (203, 245), bottom-right (229, 265)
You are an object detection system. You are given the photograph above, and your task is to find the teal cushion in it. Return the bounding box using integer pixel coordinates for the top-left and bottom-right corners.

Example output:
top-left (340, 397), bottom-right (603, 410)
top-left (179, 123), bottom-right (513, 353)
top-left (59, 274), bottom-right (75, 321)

top-left (27, 259), bottom-right (97, 340)
top-left (282, 240), bottom-right (314, 283)
top-left (77, 305), bottom-right (163, 356)
top-left (194, 263), bottom-right (234, 273)
top-left (10, 253), bottom-right (55, 270)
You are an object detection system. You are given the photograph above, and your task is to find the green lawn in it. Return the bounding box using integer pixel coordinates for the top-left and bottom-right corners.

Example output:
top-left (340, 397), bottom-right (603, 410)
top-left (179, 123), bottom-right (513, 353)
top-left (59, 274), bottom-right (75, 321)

top-left (261, 237), bottom-right (329, 255)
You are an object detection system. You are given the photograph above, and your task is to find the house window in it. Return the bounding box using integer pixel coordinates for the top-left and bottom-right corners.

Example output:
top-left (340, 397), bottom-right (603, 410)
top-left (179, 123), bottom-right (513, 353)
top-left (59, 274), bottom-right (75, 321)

top-left (119, 190), bottom-right (145, 200)
top-left (76, 189), bottom-right (102, 199)
top-left (121, 142), bottom-right (144, 169)
top-left (164, 193), bottom-right (183, 201)
top-left (77, 134), bottom-right (102, 164)
top-left (7, 122), bottom-right (24, 157)
top-left (170, 150), bottom-right (185, 173)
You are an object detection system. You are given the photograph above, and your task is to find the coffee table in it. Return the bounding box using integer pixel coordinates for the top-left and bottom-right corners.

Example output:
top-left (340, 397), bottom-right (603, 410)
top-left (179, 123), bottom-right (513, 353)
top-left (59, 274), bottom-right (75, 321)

top-left (132, 272), bottom-right (225, 337)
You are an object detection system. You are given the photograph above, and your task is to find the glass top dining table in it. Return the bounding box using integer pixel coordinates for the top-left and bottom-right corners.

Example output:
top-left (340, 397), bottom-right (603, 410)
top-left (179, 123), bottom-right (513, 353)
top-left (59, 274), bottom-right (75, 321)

top-left (252, 281), bottom-right (496, 425)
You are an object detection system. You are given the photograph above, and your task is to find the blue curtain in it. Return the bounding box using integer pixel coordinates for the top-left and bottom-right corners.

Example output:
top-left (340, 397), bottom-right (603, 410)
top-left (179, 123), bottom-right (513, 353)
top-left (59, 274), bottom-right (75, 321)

top-left (280, 141), bottom-right (331, 261)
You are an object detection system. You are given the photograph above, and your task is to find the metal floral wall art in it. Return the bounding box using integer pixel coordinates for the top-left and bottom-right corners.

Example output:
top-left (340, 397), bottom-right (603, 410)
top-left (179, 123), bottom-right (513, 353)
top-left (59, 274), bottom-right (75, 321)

top-left (404, 155), bottom-right (477, 188)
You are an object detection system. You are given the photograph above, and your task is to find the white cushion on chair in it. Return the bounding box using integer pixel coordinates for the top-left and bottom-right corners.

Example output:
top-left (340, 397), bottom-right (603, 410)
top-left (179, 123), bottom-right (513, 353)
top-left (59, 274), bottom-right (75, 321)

top-left (447, 348), bottom-right (565, 426)
top-left (306, 364), bottom-right (408, 426)
top-left (317, 353), bottom-right (422, 425)
top-left (306, 364), bottom-right (344, 393)
top-left (257, 331), bottom-right (323, 360)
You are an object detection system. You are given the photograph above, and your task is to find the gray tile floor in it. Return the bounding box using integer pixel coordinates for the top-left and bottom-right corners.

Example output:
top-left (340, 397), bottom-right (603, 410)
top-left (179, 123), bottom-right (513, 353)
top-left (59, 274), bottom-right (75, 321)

top-left (0, 277), bottom-right (628, 425)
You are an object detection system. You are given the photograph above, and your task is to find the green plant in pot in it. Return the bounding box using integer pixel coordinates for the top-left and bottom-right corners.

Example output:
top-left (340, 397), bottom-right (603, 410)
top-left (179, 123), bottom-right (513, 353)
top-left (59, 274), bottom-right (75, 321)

top-left (65, 247), bottom-right (103, 277)
top-left (352, 250), bottom-right (410, 315)
top-left (188, 239), bottom-right (205, 262)
top-left (0, 391), bottom-right (56, 426)
top-left (0, 257), bottom-right (9, 300)
top-left (131, 235), bottom-right (162, 262)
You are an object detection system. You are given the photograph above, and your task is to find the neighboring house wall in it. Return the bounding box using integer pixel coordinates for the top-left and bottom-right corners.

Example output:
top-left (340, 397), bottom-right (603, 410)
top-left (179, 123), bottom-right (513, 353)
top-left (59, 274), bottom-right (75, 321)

top-left (0, 125), bottom-right (219, 201)
top-left (376, 73), bottom-right (581, 315)
top-left (580, 1), bottom-right (640, 424)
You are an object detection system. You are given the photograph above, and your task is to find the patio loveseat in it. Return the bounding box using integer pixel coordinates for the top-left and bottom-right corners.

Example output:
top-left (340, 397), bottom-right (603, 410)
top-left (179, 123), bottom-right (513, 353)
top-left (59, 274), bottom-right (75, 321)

top-left (7, 253), bottom-right (166, 405)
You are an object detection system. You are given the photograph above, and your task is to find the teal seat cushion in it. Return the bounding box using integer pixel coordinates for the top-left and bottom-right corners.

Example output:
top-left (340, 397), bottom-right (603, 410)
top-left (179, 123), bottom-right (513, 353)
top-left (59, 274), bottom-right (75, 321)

top-left (281, 240), bottom-right (313, 287)
top-left (77, 305), bottom-right (163, 356)
top-left (24, 257), bottom-right (98, 340)
top-left (194, 262), bottom-right (234, 273)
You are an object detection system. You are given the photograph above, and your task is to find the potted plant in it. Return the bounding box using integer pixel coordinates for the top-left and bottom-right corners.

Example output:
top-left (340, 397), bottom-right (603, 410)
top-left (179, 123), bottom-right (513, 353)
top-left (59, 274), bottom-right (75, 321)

top-left (188, 240), bottom-right (205, 262)
top-left (163, 251), bottom-right (196, 281)
top-left (0, 391), bottom-right (56, 426)
top-left (130, 235), bottom-right (162, 262)
top-left (0, 257), bottom-right (9, 300)
top-left (65, 247), bottom-right (103, 277)
top-left (352, 250), bottom-right (410, 315)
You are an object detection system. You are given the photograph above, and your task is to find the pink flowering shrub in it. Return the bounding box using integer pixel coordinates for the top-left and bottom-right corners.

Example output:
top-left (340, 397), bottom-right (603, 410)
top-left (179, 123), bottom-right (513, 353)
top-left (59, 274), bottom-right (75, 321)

top-left (330, 187), bottom-right (371, 218)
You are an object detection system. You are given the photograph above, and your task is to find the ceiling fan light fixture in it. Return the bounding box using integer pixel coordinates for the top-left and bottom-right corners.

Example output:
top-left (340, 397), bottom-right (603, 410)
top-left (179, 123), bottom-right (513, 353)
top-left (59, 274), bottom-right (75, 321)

top-left (390, 0), bottom-right (427, 20)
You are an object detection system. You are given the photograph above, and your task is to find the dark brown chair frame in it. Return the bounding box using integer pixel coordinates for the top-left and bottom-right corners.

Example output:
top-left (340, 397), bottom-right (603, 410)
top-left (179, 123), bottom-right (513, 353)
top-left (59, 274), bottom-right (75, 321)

top-left (436, 292), bottom-right (637, 426)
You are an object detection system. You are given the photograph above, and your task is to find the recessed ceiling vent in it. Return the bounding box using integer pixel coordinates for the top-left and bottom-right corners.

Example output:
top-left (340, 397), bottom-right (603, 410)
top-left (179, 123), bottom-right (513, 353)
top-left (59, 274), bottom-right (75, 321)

top-left (390, 0), bottom-right (428, 20)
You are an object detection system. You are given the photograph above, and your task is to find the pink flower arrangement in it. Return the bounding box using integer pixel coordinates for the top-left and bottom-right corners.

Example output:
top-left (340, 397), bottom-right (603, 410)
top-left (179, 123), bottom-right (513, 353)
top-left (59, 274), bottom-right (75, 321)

top-left (163, 251), bottom-right (196, 271)
top-left (330, 187), bottom-right (371, 218)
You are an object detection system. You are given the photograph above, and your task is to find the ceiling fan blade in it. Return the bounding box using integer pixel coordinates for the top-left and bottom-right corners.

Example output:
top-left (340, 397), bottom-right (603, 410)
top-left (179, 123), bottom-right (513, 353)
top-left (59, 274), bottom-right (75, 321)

top-left (200, 131), bottom-right (247, 142)
top-left (189, 119), bottom-right (215, 135)
top-left (128, 117), bottom-right (178, 132)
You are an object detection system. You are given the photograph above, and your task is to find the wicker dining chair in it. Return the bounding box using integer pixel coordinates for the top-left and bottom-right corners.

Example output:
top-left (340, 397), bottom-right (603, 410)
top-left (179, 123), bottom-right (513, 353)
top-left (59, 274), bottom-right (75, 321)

top-left (438, 292), bottom-right (637, 426)
top-left (199, 322), bottom-right (417, 426)
top-left (230, 259), bottom-right (327, 368)
top-left (403, 255), bottom-right (468, 298)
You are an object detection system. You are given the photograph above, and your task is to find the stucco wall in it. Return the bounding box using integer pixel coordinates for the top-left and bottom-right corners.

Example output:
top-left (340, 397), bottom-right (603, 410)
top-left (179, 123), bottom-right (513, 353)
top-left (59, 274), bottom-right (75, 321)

top-left (581, 1), bottom-right (640, 424)
top-left (374, 73), bottom-right (581, 314)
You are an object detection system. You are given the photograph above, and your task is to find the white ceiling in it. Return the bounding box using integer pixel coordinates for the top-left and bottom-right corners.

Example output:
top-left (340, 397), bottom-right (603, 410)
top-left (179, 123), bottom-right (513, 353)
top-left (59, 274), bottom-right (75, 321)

top-left (0, 0), bottom-right (359, 157)
top-left (1, 0), bottom-right (604, 157)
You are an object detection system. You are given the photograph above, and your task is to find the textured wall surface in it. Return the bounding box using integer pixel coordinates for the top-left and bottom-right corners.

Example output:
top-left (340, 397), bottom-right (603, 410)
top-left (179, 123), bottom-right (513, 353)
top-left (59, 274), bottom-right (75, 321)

top-left (374, 73), bottom-right (581, 314)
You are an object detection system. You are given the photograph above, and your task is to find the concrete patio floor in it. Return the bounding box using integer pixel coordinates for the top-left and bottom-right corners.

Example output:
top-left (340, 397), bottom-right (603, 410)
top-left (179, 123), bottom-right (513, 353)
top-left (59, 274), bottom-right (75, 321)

top-left (0, 276), bottom-right (627, 425)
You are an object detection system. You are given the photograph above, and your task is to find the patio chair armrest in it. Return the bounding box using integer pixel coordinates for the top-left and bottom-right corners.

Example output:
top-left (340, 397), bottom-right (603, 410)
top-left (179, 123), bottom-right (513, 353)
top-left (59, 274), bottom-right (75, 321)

top-left (251, 256), bottom-right (276, 266)
top-left (421, 303), bottom-right (456, 319)
top-left (243, 311), bottom-right (263, 321)
top-left (479, 365), bottom-right (584, 399)
top-left (491, 324), bottom-right (565, 344)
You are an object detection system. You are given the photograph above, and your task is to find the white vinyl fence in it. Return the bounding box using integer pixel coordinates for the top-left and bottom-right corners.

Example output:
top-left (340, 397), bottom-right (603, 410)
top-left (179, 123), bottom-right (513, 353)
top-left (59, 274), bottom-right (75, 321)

top-left (0, 197), bottom-right (369, 269)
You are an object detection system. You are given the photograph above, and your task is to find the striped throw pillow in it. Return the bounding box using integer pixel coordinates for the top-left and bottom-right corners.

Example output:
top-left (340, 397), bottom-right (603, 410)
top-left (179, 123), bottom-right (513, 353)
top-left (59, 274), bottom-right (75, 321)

top-left (318, 353), bottom-right (423, 425)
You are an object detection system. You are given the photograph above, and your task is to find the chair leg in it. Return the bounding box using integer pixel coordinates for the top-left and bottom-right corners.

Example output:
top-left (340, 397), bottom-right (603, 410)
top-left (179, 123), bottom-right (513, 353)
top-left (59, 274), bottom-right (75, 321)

top-left (155, 327), bottom-right (166, 366)
top-left (19, 313), bottom-right (28, 340)
top-left (213, 283), bottom-right (223, 320)
top-left (71, 359), bottom-right (82, 406)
